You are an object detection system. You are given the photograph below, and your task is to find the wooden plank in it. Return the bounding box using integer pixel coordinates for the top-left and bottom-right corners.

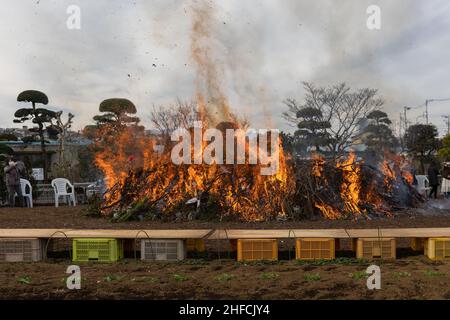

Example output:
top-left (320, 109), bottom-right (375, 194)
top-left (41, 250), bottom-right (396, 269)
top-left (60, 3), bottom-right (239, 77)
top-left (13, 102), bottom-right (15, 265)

top-left (208, 228), bottom-right (450, 239)
top-left (65, 229), bottom-right (213, 239)
top-left (208, 229), bottom-right (349, 239)
top-left (0, 229), bottom-right (212, 239)
top-left (345, 228), bottom-right (450, 238)
top-left (0, 229), bottom-right (72, 238)
top-left (1, 227), bottom-right (450, 240)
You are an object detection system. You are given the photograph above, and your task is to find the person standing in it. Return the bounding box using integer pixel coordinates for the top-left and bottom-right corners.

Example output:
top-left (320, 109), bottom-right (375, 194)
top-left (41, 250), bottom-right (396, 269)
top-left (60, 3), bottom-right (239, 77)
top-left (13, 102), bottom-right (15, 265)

top-left (3, 156), bottom-right (24, 207)
top-left (427, 161), bottom-right (440, 199)
top-left (442, 162), bottom-right (450, 199)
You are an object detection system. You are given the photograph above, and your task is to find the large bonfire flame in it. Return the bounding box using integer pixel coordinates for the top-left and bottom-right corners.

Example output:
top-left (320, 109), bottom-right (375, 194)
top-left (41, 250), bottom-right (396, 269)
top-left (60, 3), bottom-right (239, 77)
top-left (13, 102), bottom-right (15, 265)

top-left (91, 2), bottom-right (423, 222)
top-left (310, 151), bottom-right (421, 220)
top-left (94, 121), bottom-right (294, 221)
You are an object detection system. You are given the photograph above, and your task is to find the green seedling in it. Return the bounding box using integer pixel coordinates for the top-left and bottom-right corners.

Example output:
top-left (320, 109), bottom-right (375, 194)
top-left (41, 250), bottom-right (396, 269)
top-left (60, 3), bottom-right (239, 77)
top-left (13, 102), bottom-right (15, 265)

top-left (103, 274), bottom-right (124, 282)
top-left (394, 271), bottom-right (411, 278)
top-left (303, 273), bottom-right (321, 281)
top-left (296, 258), bottom-right (369, 266)
top-left (260, 272), bottom-right (279, 280)
top-left (173, 274), bottom-right (189, 282)
top-left (132, 276), bottom-right (158, 283)
top-left (216, 273), bottom-right (236, 282)
top-left (424, 270), bottom-right (444, 277)
top-left (348, 271), bottom-right (369, 280)
top-left (17, 276), bottom-right (32, 285)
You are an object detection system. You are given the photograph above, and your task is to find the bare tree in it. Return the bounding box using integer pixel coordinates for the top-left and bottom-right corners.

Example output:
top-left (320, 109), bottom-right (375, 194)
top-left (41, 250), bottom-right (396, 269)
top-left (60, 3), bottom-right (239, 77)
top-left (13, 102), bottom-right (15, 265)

top-left (283, 82), bottom-right (383, 157)
top-left (55, 111), bottom-right (75, 165)
top-left (150, 100), bottom-right (200, 140)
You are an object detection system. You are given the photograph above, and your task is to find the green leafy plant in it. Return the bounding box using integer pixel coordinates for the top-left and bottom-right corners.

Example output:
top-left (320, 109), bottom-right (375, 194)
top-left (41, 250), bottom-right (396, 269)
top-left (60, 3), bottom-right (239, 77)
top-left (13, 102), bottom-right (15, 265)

top-left (348, 271), bottom-right (369, 280)
top-left (260, 272), bottom-right (279, 280)
top-left (424, 270), bottom-right (444, 277)
top-left (394, 271), bottom-right (411, 278)
top-left (303, 273), bottom-right (321, 281)
top-left (132, 276), bottom-right (158, 283)
top-left (296, 258), bottom-right (369, 266)
top-left (103, 274), bottom-right (124, 282)
top-left (216, 273), bottom-right (236, 282)
top-left (173, 274), bottom-right (189, 282)
top-left (17, 276), bottom-right (32, 285)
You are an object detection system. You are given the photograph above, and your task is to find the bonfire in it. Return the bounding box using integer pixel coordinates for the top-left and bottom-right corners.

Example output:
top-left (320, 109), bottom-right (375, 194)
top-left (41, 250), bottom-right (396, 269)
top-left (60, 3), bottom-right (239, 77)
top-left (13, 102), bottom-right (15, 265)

top-left (87, 2), bottom-right (423, 222)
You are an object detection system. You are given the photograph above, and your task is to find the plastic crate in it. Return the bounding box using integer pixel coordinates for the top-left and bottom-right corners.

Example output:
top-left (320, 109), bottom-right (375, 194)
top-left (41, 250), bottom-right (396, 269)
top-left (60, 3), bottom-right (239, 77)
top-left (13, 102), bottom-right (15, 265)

top-left (237, 239), bottom-right (278, 261)
top-left (141, 239), bottom-right (186, 261)
top-left (0, 238), bottom-right (44, 262)
top-left (424, 238), bottom-right (450, 260)
top-left (186, 239), bottom-right (205, 252)
top-left (72, 238), bottom-right (123, 262)
top-left (356, 238), bottom-right (396, 259)
top-left (411, 238), bottom-right (425, 251)
top-left (296, 238), bottom-right (335, 260)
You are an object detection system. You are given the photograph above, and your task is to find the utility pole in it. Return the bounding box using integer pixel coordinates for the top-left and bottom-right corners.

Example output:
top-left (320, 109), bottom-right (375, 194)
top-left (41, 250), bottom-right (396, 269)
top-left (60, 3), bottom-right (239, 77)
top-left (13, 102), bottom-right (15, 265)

top-left (403, 106), bottom-right (411, 132)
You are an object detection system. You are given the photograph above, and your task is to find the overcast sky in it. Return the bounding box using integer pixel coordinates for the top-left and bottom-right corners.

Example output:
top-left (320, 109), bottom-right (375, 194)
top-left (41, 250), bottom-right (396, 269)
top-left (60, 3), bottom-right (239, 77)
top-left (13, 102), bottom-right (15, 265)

top-left (0, 0), bottom-right (449, 135)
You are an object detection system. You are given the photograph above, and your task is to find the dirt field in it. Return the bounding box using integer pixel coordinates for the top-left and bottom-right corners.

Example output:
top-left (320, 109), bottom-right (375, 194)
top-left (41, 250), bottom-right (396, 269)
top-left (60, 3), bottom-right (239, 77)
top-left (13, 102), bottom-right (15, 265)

top-left (0, 201), bottom-right (449, 300)
top-left (0, 199), bottom-right (450, 230)
top-left (0, 256), bottom-right (449, 300)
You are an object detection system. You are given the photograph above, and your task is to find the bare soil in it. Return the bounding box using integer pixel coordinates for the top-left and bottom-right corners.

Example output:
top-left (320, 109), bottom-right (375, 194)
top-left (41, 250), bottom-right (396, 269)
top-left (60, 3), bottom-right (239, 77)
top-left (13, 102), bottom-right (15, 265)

top-left (0, 199), bottom-right (449, 230)
top-left (0, 201), bottom-right (449, 300)
top-left (0, 256), bottom-right (449, 300)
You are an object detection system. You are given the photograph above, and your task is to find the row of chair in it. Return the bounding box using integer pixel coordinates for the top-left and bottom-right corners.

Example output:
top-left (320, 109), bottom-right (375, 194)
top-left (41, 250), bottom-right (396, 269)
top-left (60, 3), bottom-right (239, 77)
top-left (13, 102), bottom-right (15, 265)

top-left (17, 178), bottom-right (77, 208)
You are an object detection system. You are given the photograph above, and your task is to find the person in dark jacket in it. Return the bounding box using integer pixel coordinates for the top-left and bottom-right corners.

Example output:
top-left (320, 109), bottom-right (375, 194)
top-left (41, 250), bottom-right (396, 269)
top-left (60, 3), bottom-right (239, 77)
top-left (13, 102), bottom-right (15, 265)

top-left (3, 156), bottom-right (24, 207)
top-left (427, 161), bottom-right (440, 199)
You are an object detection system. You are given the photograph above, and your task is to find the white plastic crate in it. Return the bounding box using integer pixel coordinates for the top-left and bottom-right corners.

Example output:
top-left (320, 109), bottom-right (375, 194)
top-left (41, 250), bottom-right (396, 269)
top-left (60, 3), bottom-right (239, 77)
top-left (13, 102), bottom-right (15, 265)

top-left (0, 238), bottom-right (44, 262)
top-left (141, 239), bottom-right (186, 261)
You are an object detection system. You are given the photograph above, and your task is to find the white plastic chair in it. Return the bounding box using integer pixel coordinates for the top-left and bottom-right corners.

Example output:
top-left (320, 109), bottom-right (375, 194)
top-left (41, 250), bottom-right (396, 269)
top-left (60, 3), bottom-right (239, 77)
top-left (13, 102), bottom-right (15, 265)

top-left (415, 175), bottom-right (431, 197)
top-left (19, 178), bottom-right (33, 208)
top-left (51, 178), bottom-right (77, 207)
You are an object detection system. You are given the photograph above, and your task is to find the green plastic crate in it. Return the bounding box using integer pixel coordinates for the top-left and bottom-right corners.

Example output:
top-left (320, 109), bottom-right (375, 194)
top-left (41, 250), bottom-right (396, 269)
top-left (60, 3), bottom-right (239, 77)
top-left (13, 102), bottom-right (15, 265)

top-left (72, 238), bottom-right (123, 262)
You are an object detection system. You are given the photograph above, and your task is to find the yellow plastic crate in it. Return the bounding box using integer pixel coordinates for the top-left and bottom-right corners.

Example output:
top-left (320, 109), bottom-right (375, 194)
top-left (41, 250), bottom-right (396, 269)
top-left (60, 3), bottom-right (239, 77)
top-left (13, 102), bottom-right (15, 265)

top-left (296, 238), bottom-right (335, 260)
top-left (186, 239), bottom-right (205, 252)
top-left (73, 238), bottom-right (123, 262)
top-left (356, 238), bottom-right (396, 260)
top-left (237, 239), bottom-right (278, 261)
top-left (424, 238), bottom-right (450, 260)
top-left (411, 238), bottom-right (425, 251)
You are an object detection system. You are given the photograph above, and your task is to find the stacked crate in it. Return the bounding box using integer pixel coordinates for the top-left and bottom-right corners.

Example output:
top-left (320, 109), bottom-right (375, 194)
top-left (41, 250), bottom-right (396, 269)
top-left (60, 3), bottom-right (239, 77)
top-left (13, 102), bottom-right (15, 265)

top-left (141, 239), bottom-right (186, 261)
top-left (424, 238), bottom-right (450, 260)
top-left (356, 238), bottom-right (396, 259)
top-left (0, 238), bottom-right (44, 262)
top-left (237, 239), bottom-right (278, 261)
top-left (72, 238), bottom-right (123, 262)
top-left (296, 238), bottom-right (335, 260)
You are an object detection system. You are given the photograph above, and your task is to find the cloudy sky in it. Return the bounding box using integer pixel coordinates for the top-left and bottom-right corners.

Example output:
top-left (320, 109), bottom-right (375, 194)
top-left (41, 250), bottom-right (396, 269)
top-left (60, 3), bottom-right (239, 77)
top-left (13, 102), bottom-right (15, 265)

top-left (0, 0), bottom-right (449, 135)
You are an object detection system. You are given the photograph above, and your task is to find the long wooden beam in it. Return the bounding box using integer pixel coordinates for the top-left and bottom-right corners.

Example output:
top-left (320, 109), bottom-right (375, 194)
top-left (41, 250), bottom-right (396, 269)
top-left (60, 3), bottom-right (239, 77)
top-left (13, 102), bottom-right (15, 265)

top-left (1, 228), bottom-right (450, 240)
top-left (208, 229), bottom-right (349, 239)
top-left (0, 229), bottom-right (212, 239)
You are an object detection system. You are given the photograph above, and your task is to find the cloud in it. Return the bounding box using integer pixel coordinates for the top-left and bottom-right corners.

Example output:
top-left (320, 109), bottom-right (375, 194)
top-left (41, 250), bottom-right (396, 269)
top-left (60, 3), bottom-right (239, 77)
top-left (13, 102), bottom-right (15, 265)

top-left (0, 0), bottom-right (449, 136)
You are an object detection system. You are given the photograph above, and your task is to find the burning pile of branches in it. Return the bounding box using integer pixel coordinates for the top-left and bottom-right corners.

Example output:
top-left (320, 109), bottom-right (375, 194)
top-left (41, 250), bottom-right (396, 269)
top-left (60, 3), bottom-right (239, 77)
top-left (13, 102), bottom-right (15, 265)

top-left (293, 152), bottom-right (423, 220)
top-left (92, 120), bottom-right (295, 222)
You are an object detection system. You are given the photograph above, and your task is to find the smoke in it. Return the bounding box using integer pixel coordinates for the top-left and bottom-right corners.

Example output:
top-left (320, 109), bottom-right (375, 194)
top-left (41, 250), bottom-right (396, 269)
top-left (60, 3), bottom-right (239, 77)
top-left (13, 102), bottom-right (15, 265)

top-left (1, 0), bottom-right (449, 134)
top-left (190, 1), bottom-right (234, 126)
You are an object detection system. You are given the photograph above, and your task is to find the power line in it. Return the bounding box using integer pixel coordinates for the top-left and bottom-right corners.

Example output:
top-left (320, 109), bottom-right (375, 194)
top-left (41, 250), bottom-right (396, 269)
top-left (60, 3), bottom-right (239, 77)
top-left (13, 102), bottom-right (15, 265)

top-left (425, 98), bottom-right (450, 124)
